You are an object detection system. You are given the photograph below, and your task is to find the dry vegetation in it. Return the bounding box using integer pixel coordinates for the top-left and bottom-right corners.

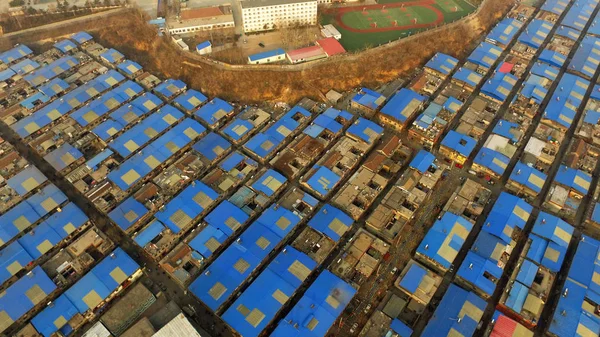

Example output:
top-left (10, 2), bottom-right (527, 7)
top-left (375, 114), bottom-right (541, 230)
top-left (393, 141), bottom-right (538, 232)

top-left (3, 0), bottom-right (514, 104)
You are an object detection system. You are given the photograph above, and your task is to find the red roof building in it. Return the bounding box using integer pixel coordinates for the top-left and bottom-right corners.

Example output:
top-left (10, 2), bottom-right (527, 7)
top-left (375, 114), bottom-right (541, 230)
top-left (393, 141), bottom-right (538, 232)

top-left (316, 38), bottom-right (346, 57)
top-left (286, 45), bottom-right (327, 64)
top-left (490, 314), bottom-right (533, 337)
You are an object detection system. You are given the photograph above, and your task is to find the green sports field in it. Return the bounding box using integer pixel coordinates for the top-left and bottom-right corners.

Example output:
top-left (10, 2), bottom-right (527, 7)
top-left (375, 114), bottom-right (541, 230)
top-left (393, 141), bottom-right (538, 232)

top-left (321, 0), bottom-right (477, 51)
top-left (340, 7), bottom-right (440, 30)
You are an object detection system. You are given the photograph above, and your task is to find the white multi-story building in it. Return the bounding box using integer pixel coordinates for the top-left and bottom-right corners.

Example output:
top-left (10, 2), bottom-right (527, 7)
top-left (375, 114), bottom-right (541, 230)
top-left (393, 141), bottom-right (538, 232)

top-left (241, 0), bottom-right (318, 33)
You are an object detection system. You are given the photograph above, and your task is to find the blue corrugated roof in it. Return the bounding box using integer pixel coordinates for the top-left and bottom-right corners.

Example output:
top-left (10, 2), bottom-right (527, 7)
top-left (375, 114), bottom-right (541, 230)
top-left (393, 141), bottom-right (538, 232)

top-left (108, 197), bottom-right (149, 231)
top-left (45, 202), bottom-right (88, 237)
top-left (0, 202), bottom-right (40, 245)
top-left (194, 98), bottom-right (234, 127)
top-left (592, 203), bottom-right (600, 224)
top-left (108, 104), bottom-right (183, 158)
top-left (248, 48), bottom-right (285, 62)
top-left (86, 148), bottom-right (114, 170)
top-left (441, 130), bottom-right (476, 158)
top-left (422, 284), bottom-right (486, 337)
top-left (305, 165), bottom-right (340, 197)
top-left (222, 246), bottom-right (317, 337)
top-left (569, 35), bottom-right (600, 79)
top-left (19, 92), bottom-right (49, 110)
top-left (544, 73), bottom-right (589, 130)
top-left (38, 78), bottom-right (69, 98)
top-left (0, 241), bottom-right (32, 286)
top-left (71, 32), bottom-right (93, 44)
top-left (516, 259), bottom-right (538, 287)
top-left (71, 80), bottom-right (144, 127)
top-left (530, 62), bottom-right (558, 82)
top-left (562, 1), bottom-right (594, 31)
top-left (457, 251), bottom-right (503, 297)
top-left (133, 219), bottom-right (166, 247)
top-left (390, 319), bottom-right (413, 337)
top-left (65, 270), bottom-right (111, 313)
top-left (509, 162), bottom-right (547, 194)
top-left (481, 71), bottom-right (518, 102)
top-left (9, 58), bottom-right (39, 76)
top-left (555, 25), bottom-right (581, 42)
top-left (108, 118), bottom-right (206, 191)
top-left (155, 79), bottom-right (187, 100)
top-left (410, 150), bottom-right (435, 173)
top-left (554, 164), bottom-right (592, 195)
top-left (0, 45), bottom-right (33, 64)
top-left (270, 270), bottom-right (356, 337)
top-left (0, 68), bottom-right (15, 82)
top-left (538, 49), bottom-right (566, 68)
top-left (92, 247), bottom-right (139, 291)
top-left (307, 204), bottom-right (352, 242)
top-left (13, 70), bottom-right (123, 137)
top-left (188, 224), bottom-right (228, 259)
top-left (100, 48), bottom-right (124, 64)
top-left (492, 120), bottom-right (520, 143)
top-left (189, 221), bottom-right (281, 311)
top-left (425, 52), bottom-right (459, 75)
top-left (541, 0), bottom-right (568, 15)
top-left (467, 42), bottom-right (503, 68)
top-left (44, 143), bottom-right (83, 171)
top-left (399, 263), bottom-right (427, 293)
top-left (255, 204), bottom-right (302, 239)
top-left (482, 192), bottom-right (532, 244)
top-left (197, 41), bottom-right (211, 50)
top-left (518, 19), bottom-right (553, 48)
top-left (252, 169), bottom-right (287, 197)
top-left (532, 211), bottom-right (573, 248)
top-left (526, 234), bottom-right (548, 264)
top-left (174, 89), bottom-right (207, 112)
top-left (0, 266), bottom-right (56, 327)
top-left (416, 213), bottom-right (473, 270)
top-left (7, 165), bottom-right (47, 196)
top-left (347, 117), bottom-right (383, 144)
top-left (204, 200), bottom-right (249, 237)
top-left (24, 55), bottom-right (79, 86)
top-left (244, 105), bottom-right (311, 158)
top-left (453, 67), bottom-right (483, 88)
top-left (18, 221), bottom-right (63, 259)
top-left (117, 59), bottom-right (143, 76)
top-left (352, 88), bottom-right (386, 110)
top-left (413, 102), bottom-right (443, 130)
top-left (474, 147), bottom-right (510, 176)
top-left (155, 181), bottom-right (219, 234)
top-left (380, 88), bottom-right (426, 124)
top-left (505, 281), bottom-right (529, 314)
top-left (54, 39), bottom-right (77, 53)
top-left (65, 248), bottom-right (138, 313)
top-left (31, 294), bottom-right (79, 337)
top-left (486, 18), bottom-right (523, 46)
top-left (192, 132), bottom-right (231, 163)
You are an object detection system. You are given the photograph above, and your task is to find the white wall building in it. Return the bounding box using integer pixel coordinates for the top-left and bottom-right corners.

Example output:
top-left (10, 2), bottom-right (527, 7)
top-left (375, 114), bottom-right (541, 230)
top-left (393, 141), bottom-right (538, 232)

top-left (241, 0), bottom-right (318, 33)
top-left (167, 5), bottom-right (235, 35)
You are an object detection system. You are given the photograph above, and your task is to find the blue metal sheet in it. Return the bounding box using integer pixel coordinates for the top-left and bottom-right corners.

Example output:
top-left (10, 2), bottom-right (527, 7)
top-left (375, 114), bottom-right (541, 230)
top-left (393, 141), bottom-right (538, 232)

top-left (192, 132), bottom-right (231, 163)
top-left (399, 263), bottom-right (427, 293)
top-left (54, 40), bottom-right (77, 53)
top-left (307, 204), bottom-right (353, 242)
top-left (305, 166), bottom-right (340, 197)
top-left (390, 319), bottom-right (413, 337)
top-left (0, 266), bottom-right (56, 326)
top-left (380, 88), bottom-right (426, 124)
top-left (441, 130), bottom-right (477, 158)
top-left (204, 200), bottom-right (249, 237)
top-left (71, 32), bottom-right (93, 44)
top-left (108, 197), bottom-right (149, 231)
top-left (410, 150), bottom-right (435, 174)
top-left (347, 117), bottom-right (383, 145)
top-left (421, 284), bottom-right (486, 337)
top-left (424, 52), bottom-right (459, 75)
top-left (133, 219), bottom-right (166, 247)
top-left (248, 48), bottom-right (285, 62)
top-left (474, 147), bottom-right (510, 176)
top-left (255, 204), bottom-right (301, 239)
top-left (0, 241), bottom-right (32, 286)
top-left (44, 143), bottom-right (83, 171)
top-left (18, 221), bottom-right (63, 259)
top-left (194, 98), bottom-right (234, 127)
top-left (7, 165), bottom-right (47, 196)
top-left (45, 202), bottom-right (88, 237)
top-left (173, 89), bottom-right (207, 112)
top-left (352, 88), bottom-right (386, 110)
top-left (31, 294), bottom-right (79, 337)
top-left (252, 169), bottom-right (287, 197)
top-left (92, 247), bottom-right (139, 291)
top-left (271, 270), bottom-right (356, 337)
top-left (188, 225), bottom-right (228, 259)
top-left (417, 213), bottom-right (473, 269)
top-left (0, 45), bottom-right (33, 64)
